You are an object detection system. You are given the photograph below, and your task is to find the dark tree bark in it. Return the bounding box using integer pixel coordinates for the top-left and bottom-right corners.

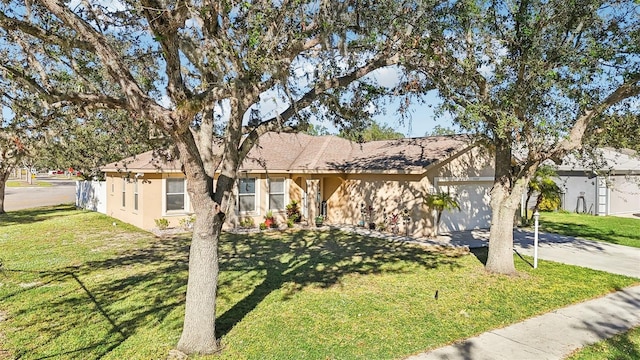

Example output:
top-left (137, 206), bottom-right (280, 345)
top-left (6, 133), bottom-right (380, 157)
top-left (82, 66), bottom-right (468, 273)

top-left (0, 168), bottom-right (9, 214)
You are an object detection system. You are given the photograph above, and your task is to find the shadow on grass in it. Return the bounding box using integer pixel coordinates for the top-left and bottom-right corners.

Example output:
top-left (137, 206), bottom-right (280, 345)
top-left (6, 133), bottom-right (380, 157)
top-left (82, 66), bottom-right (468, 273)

top-left (0, 235), bottom-right (190, 359)
top-left (1, 228), bottom-right (467, 358)
top-left (470, 247), bottom-right (488, 265)
top-left (0, 204), bottom-right (77, 227)
top-left (215, 229), bottom-right (466, 338)
top-left (469, 247), bottom-right (534, 268)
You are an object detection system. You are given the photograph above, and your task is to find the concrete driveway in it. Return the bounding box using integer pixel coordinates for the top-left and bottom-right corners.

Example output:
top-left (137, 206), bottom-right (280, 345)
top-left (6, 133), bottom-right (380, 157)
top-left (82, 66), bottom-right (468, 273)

top-left (437, 228), bottom-right (640, 278)
top-left (3, 178), bottom-right (76, 211)
top-left (335, 223), bottom-right (640, 278)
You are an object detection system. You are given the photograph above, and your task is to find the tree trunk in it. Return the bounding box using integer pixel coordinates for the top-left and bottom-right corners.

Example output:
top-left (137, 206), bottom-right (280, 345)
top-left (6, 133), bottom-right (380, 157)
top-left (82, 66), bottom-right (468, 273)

top-left (177, 201), bottom-right (221, 354)
top-left (0, 168), bottom-right (9, 214)
top-left (485, 138), bottom-right (532, 274)
top-left (485, 187), bottom-right (519, 274)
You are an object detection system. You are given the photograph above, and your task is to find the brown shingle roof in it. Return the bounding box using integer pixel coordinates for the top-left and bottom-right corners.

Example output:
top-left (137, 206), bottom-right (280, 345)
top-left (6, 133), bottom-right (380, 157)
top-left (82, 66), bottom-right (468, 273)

top-left (340, 136), bottom-right (471, 172)
top-left (101, 150), bottom-right (183, 173)
top-left (102, 132), bottom-right (472, 174)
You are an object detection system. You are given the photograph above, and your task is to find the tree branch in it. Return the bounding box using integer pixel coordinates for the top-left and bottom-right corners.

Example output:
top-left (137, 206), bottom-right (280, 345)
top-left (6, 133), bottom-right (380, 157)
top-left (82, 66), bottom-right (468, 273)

top-left (551, 74), bottom-right (640, 160)
top-left (0, 10), bottom-right (94, 51)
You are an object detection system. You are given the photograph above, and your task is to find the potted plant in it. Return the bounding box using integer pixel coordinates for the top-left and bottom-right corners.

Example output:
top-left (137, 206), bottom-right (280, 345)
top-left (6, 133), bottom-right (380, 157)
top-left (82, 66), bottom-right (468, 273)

top-left (264, 210), bottom-right (275, 228)
top-left (315, 215), bottom-right (324, 227)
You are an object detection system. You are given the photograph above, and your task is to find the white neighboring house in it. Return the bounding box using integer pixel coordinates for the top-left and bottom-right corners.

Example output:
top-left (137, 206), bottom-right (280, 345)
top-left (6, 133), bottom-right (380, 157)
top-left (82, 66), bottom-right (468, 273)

top-left (554, 148), bottom-right (640, 216)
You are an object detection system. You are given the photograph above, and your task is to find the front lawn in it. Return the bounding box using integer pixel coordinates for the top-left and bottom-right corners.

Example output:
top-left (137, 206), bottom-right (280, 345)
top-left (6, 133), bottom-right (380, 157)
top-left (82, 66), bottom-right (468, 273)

top-left (0, 205), bottom-right (637, 359)
top-left (539, 212), bottom-right (640, 248)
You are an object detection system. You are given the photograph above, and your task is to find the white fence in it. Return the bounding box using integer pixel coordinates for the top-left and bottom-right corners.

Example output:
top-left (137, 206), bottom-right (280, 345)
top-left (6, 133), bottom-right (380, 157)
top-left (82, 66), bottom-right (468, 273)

top-left (76, 180), bottom-right (107, 214)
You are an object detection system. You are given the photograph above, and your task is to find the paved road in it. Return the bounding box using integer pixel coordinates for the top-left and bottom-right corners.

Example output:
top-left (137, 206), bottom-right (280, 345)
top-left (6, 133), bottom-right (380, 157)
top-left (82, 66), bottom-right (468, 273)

top-left (3, 178), bottom-right (76, 211)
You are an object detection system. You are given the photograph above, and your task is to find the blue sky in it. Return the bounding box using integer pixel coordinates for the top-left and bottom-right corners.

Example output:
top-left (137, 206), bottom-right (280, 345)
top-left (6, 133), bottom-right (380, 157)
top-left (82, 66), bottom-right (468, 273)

top-left (371, 91), bottom-right (455, 137)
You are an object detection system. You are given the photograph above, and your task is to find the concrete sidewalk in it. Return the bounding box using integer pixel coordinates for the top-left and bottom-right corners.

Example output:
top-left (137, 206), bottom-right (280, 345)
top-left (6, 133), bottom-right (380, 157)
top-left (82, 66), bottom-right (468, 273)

top-left (333, 225), bottom-right (640, 359)
top-left (406, 285), bottom-right (640, 360)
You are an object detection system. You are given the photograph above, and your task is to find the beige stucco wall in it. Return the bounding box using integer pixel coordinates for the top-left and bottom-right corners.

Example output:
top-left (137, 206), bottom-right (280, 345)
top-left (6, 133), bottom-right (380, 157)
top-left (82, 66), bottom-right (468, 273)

top-left (103, 145), bottom-right (494, 235)
top-left (432, 146), bottom-right (495, 180)
top-left (321, 146), bottom-right (494, 237)
top-left (324, 173), bottom-right (430, 236)
top-left (105, 171), bottom-right (194, 231)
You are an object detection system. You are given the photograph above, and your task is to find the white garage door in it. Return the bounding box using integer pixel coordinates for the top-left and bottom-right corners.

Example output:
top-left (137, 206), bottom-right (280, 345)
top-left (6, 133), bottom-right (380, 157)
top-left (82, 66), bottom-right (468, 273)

top-left (437, 180), bottom-right (493, 233)
top-left (608, 175), bottom-right (640, 215)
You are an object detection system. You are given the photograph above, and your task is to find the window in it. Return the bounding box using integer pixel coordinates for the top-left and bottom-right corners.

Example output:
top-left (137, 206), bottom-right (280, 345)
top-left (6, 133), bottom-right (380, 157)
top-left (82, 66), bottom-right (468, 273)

top-left (121, 178), bottom-right (126, 207)
top-left (134, 180), bottom-right (139, 211)
top-left (238, 178), bottom-right (256, 213)
top-left (166, 178), bottom-right (186, 211)
top-left (269, 178), bottom-right (285, 210)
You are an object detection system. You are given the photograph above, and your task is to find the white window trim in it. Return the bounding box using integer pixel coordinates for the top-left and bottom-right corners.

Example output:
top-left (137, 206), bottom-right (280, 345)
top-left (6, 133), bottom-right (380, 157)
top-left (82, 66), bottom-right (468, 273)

top-left (121, 177), bottom-right (127, 209)
top-left (162, 177), bottom-right (191, 216)
top-left (237, 177), bottom-right (260, 215)
top-left (267, 177), bottom-right (288, 211)
top-left (133, 179), bottom-right (139, 212)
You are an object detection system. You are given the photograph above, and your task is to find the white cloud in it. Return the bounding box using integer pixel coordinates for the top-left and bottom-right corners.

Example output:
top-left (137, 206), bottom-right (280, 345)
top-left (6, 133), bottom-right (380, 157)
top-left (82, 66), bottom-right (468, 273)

top-left (368, 66), bottom-right (402, 88)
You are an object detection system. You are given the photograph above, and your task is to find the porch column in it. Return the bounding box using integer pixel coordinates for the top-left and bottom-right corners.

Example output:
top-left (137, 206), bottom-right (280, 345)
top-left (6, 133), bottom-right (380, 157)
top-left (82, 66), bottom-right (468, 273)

top-left (306, 179), bottom-right (320, 222)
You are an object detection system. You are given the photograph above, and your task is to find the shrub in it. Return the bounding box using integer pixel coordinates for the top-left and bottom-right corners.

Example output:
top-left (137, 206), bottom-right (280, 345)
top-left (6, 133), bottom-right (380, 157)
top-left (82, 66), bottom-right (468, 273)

top-left (539, 196), bottom-right (561, 211)
top-left (287, 218), bottom-right (295, 228)
top-left (286, 200), bottom-right (301, 223)
top-left (154, 218), bottom-right (169, 230)
top-left (179, 215), bottom-right (195, 230)
top-left (259, 222), bottom-right (268, 230)
top-left (239, 217), bottom-right (256, 228)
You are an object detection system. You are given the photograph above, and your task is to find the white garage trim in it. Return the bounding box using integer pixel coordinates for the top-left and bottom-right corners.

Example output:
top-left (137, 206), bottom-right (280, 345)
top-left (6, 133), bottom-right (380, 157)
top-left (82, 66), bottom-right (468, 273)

top-left (435, 176), bottom-right (494, 183)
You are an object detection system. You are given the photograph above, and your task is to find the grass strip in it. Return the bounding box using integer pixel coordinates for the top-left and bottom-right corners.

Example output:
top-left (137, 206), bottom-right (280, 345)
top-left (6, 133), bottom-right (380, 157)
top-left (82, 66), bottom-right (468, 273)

top-left (539, 212), bottom-right (640, 248)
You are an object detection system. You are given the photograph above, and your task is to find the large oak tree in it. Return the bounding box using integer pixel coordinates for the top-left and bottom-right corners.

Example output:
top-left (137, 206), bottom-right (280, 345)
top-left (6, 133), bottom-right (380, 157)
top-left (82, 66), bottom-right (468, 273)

top-left (405, 0), bottom-right (640, 274)
top-left (0, 0), bottom-right (447, 354)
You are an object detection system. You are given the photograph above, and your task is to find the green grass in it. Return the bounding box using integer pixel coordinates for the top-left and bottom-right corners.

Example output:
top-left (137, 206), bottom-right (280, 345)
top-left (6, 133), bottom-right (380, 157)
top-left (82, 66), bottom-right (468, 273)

top-left (539, 212), bottom-right (640, 248)
top-left (0, 205), bottom-right (638, 359)
top-left (565, 326), bottom-right (640, 360)
top-left (6, 180), bottom-right (53, 187)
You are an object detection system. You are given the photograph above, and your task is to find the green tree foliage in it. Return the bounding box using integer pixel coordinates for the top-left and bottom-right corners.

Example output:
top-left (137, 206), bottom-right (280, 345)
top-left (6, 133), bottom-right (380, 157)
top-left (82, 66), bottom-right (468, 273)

top-left (406, 0), bottom-right (640, 274)
top-left (0, 91), bottom-right (48, 211)
top-left (302, 123), bottom-right (332, 136)
top-left (338, 120), bottom-right (404, 142)
top-left (426, 125), bottom-right (457, 136)
top-left (37, 110), bottom-right (163, 179)
top-left (587, 113), bottom-right (640, 151)
top-left (0, 112), bottom-right (27, 213)
top-left (525, 165), bottom-right (562, 221)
